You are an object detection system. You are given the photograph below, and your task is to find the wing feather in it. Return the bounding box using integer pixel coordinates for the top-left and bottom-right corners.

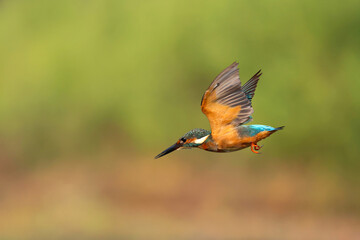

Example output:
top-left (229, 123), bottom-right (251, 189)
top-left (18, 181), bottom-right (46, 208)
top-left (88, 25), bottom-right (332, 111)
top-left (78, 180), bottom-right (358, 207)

top-left (242, 70), bottom-right (261, 102)
top-left (201, 62), bottom-right (255, 136)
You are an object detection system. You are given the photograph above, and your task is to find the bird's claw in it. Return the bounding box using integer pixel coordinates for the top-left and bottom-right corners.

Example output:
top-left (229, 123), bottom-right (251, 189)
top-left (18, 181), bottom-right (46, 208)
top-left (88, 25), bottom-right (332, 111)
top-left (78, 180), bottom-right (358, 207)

top-left (251, 142), bottom-right (263, 154)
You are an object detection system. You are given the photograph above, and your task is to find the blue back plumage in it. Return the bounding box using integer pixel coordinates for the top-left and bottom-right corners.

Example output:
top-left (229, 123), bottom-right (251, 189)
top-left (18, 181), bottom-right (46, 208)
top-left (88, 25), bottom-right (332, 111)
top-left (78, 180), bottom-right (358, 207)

top-left (238, 125), bottom-right (281, 137)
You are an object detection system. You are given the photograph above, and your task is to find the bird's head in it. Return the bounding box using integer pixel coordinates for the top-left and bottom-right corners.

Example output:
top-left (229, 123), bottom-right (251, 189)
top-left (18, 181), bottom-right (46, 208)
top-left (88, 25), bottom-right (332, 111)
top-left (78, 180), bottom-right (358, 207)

top-left (155, 128), bottom-right (211, 159)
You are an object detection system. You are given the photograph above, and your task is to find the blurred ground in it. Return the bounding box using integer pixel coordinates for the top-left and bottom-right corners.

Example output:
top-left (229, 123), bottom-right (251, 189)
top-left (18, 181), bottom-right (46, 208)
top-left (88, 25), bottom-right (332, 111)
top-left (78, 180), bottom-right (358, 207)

top-left (0, 151), bottom-right (359, 240)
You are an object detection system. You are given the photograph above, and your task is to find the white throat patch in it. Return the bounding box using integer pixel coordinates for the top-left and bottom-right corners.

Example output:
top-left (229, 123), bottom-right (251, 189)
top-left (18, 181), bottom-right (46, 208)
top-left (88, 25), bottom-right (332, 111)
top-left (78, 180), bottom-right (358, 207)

top-left (194, 135), bottom-right (209, 144)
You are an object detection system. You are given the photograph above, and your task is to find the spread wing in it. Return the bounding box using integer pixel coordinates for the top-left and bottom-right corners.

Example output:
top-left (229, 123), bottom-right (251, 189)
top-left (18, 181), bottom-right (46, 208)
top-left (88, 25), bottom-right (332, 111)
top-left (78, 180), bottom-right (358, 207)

top-left (242, 70), bottom-right (261, 103)
top-left (200, 62), bottom-right (254, 136)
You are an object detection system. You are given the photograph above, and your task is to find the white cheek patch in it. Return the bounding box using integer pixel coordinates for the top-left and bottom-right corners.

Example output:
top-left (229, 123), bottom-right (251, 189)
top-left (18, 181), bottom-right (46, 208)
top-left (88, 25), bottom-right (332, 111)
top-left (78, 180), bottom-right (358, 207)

top-left (194, 135), bottom-right (209, 144)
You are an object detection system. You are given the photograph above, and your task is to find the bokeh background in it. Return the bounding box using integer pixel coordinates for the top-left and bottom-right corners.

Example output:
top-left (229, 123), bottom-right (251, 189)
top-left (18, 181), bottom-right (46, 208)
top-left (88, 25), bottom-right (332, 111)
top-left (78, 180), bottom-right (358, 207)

top-left (0, 0), bottom-right (359, 239)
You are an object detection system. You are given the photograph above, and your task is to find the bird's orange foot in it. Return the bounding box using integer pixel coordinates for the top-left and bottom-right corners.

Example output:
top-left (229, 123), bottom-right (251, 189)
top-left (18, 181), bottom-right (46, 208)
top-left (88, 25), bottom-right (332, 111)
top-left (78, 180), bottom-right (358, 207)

top-left (251, 142), bottom-right (262, 154)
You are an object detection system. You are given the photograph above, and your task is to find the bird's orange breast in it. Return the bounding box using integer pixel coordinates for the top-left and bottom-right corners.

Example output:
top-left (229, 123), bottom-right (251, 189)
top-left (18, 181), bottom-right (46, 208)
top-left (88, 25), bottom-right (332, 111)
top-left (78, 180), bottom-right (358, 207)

top-left (211, 126), bottom-right (274, 151)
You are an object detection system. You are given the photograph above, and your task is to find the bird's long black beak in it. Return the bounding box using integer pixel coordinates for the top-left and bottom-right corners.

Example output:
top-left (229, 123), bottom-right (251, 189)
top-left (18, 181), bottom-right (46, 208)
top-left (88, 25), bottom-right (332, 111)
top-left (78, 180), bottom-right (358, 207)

top-left (155, 142), bottom-right (182, 159)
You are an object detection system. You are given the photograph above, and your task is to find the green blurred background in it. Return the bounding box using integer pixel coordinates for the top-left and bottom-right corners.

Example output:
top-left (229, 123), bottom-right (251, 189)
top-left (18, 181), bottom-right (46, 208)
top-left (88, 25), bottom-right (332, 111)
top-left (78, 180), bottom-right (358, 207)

top-left (0, 0), bottom-right (359, 239)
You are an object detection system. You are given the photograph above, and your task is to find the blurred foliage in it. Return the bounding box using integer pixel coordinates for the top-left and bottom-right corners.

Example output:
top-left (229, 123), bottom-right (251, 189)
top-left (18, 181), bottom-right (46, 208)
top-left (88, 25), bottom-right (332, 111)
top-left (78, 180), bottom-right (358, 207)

top-left (0, 0), bottom-right (359, 173)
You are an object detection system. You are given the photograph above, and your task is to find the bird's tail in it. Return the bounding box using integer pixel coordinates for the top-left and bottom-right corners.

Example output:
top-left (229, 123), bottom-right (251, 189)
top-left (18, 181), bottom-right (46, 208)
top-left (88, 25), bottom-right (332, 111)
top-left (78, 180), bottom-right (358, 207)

top-left (269, 126), bottom-right (285, 133)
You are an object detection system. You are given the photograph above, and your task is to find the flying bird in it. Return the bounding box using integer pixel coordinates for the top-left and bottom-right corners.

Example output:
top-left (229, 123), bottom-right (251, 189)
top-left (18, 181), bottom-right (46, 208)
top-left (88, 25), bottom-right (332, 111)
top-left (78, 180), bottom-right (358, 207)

top-left (155, 62), bottom-right (284, 159)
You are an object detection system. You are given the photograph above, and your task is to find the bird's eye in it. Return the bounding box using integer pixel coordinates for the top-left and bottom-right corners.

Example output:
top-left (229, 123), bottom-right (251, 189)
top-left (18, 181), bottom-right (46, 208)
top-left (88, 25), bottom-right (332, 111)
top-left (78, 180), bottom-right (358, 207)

top-left (180, 137), bottom-right (186, 143)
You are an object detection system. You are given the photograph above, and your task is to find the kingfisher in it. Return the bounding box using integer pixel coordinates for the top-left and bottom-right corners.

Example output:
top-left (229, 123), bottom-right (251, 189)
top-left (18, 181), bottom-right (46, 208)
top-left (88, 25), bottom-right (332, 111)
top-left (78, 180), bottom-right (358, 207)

top-left (155, 62), bottom-right (284, 159)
